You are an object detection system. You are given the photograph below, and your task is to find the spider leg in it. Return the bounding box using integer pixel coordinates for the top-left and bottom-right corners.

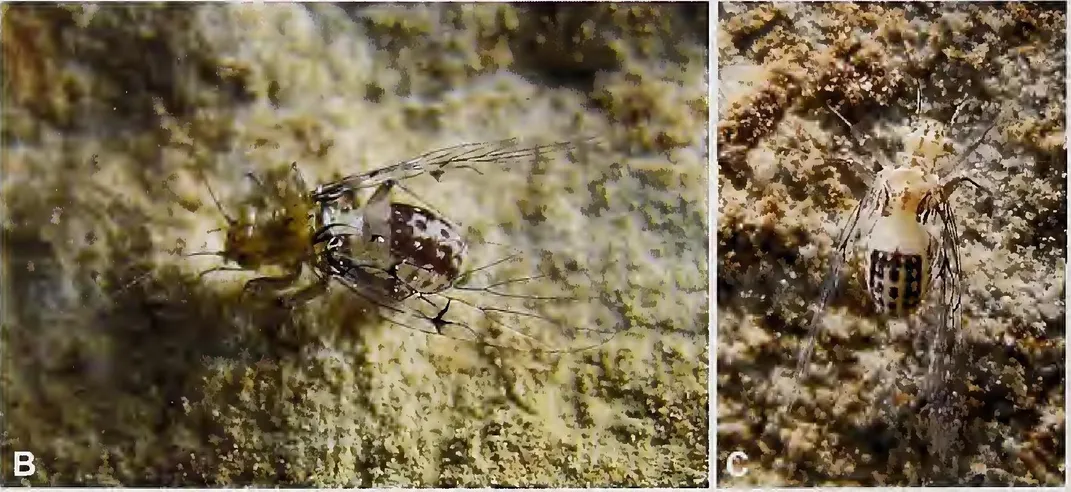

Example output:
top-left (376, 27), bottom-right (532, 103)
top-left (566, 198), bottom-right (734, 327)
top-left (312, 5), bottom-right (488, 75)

top-left (284, 271), bottom-right (331, 306)
top-left (420, 297), bottom-right (481, 341)
top-left (444, 245), bottom-right (607, 348)
top-left (941, 174), bottom-right (991, 199)
top-left (331, 258), bottom-right (582, 353)
top-left (914, 78), bottom-right (923, 115)
top-left (421, 292), bottom-right (589, 354)
top-left (941, 113), bottom-right (1000, 177)
top-left (187, 251), bottom-right (227, 258)
top-left (244, 171), bottom-right (270, 196)
top-left (173, 169), bottom-right (237, 226)
top-left (826, 103), bottom-right (896, 172)
top-left (929, 201), bottom-right (965, 391)
top-left (241, 262), bottom-right (304, 302)
top-left (948, 98), bottom-right (968, 127)
top-left (795, 184), bottom-right (886, 379)
top-left (197, 266), bottom-right (247, 280)
top-left (453, 274), bottom-right (576, 301)
top-left (791, 183), bottom-right (887, 412)
top-left (453, 251), bottom-right (522, 283)
top-left (329, 272), bottom-right (451, 337)
top-left (907, 197), bottom-right (973, 464)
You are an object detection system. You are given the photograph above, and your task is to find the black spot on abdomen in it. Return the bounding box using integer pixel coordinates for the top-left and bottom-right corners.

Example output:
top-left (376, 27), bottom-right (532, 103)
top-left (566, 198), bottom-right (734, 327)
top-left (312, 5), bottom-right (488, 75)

top-left (867, 250), bottom-right (927, 317)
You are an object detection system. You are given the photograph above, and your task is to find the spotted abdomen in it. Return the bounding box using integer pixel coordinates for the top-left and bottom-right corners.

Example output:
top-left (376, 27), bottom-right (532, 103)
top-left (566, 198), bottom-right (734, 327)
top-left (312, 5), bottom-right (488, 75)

top-left (866, 250), bottom-right (930, 317)
top-left (385, 202), bottom-right (467, 297)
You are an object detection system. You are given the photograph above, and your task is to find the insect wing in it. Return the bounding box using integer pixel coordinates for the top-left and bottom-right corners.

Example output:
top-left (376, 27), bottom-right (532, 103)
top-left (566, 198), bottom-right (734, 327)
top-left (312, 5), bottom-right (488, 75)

top-left (315, 137), bottom-right (587, 198)
top-left (794, 183), bottom-right (887, 380)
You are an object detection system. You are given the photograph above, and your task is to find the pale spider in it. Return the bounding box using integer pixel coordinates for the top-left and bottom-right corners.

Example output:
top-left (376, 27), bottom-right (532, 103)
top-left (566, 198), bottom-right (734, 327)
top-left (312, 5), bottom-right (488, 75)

top-left (792, 92), bottom-right (998, 402)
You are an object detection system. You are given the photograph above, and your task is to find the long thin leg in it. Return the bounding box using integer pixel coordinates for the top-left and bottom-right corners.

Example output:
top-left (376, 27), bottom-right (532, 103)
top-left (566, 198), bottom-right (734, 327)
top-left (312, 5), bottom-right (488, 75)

top-left (941, 174), bottom-right (991, 199)
top-left (184, 170), bottom-right (236, 225)
top-left (826, 103), bottom-right (896, 173)
top-left (282, 272), bottom-right (330, 306)
top-left (436, 293), bottom-right (598, 354)
top-left (197, 266), bottom-right (248, 280)
top-left (186, 251), bottom-right (227, 258)
top-left (795, 185), bottom-right (885, 380)
top-left (416, 293), bottom-right (555, 352)
top-left (330, 273), bottom-right (443, 336)
top-left (789, 184), bottom-right (887, 412)
top-left (453, 274), bottom-right (576, 301)
top-left (457, 252), bottom-right (521, 278)
top-left (940, 113), bottom-right (1000, 177)
top-left (241, 263), bottom-right (304, 300)
top-left (948, 98), bottom-right (969, 127)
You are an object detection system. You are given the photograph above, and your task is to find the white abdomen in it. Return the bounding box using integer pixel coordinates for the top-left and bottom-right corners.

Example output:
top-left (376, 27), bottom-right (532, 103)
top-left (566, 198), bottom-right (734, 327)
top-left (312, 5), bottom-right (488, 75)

top-left (864, 212), bottom-right (932, 317)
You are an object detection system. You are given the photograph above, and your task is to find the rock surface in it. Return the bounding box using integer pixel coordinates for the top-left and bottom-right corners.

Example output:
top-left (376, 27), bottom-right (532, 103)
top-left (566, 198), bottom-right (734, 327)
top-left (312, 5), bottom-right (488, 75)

top-left (1, 3), bottom-right (709, 486)
top-left (717, 2), bottom-right (1064, 486)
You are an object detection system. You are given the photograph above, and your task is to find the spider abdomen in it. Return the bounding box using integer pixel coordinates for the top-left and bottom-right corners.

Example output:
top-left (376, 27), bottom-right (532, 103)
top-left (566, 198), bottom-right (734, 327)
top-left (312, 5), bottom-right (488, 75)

top-left (866, 249), bottom-right (930, 317)
top-left (320, 201), bottom-right (468, 303)
top-left (386, 202), bottom-right (467, 297)
top-left (864, 210), bottom-right (933, 318)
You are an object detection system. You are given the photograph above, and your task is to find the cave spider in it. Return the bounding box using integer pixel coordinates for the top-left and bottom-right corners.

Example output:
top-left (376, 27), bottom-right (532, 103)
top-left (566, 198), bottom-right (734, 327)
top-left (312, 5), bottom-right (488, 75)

top-left (792, 90), bottom-right (998, 400)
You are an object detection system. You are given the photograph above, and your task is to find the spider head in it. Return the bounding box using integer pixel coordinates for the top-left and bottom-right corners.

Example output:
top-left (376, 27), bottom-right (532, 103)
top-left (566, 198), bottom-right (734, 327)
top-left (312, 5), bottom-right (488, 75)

top-left (898, 117), bottom-right (957, 174)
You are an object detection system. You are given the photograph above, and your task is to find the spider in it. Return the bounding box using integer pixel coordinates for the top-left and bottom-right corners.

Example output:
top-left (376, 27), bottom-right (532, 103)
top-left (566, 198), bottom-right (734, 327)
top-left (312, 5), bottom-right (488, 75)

top-left (792, 92), bottom-right (998, 400)
top-left (183, 136), bottom-right (599, 352)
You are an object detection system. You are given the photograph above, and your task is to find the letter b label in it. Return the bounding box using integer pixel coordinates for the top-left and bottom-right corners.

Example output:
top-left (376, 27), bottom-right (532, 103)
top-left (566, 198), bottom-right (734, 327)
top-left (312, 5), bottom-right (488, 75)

top-left (14, 451), bottom-right (35, 477)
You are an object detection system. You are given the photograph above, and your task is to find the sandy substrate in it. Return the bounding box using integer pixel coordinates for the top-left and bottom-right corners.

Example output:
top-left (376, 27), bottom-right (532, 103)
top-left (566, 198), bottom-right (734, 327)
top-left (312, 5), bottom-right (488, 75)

top-left (1, 3), bottom-right (709, 486)
top-left (717, 2), bottom-right (1064, 487)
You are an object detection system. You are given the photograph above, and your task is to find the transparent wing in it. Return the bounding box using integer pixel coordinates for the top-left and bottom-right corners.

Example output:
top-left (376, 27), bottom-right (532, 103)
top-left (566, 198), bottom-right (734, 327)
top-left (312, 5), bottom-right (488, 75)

top-left (793, 183), bottom-right (888, 380)
top-left (314, 137), bottom-right (593, 198)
